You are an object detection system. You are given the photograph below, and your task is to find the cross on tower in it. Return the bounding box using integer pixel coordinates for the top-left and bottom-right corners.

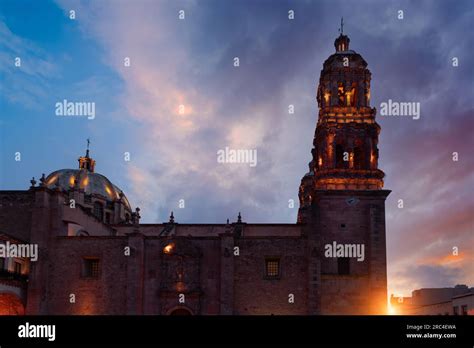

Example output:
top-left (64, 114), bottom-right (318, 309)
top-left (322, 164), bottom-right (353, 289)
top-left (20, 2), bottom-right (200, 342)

top-left (340, 17), bottom-right (344, 34)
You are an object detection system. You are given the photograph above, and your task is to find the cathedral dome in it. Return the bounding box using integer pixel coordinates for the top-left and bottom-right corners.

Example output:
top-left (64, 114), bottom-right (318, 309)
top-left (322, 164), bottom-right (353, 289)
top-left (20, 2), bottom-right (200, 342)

top-left (44, 169), bottom-right (131, 210)
top-left (43, 144), bottom-right (132, 214)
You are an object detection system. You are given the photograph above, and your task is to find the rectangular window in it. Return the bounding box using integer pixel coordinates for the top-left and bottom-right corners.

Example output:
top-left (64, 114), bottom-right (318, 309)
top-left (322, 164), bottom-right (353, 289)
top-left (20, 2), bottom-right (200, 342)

top-left (0, 257), bottom-right (5, 270)
top-left (453, 306), bottom-right (459, 315)
top-left (338, 257), bottom-right (350, 275)
top-left (265, 258), bottom-right (280, 279)
top-left (82, 258), bottom-right (100, 278)
top-left (14, 261), bottom-right (22, 274)
top-left (461, 305), bottom-right (468, 315)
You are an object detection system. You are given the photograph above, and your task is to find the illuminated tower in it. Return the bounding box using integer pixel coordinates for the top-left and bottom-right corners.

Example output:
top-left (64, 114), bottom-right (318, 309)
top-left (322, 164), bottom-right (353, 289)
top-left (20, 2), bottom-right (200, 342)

top-left (299, 21), bottom-right (391, 314)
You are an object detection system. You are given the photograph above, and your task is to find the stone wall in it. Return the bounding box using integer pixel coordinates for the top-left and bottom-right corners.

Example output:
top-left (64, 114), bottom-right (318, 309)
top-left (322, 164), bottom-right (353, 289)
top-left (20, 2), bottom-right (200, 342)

top-left (0, 191), bottom-right (34, 241)
top-left (233, 237), bottom-right (308, 315)
top-left (314, 189), bottom-right (389, 314)
top-left (44, 236), bottom-right (128, 315)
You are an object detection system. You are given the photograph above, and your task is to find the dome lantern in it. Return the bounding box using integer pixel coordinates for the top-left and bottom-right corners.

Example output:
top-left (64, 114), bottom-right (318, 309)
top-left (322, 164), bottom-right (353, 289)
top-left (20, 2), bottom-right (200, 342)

top-left (334, 17), bottom-right (350, 52)
top-left (78, 138), bottom-right (96, 172)
top-left (43, 142), bottom-right (133, 224)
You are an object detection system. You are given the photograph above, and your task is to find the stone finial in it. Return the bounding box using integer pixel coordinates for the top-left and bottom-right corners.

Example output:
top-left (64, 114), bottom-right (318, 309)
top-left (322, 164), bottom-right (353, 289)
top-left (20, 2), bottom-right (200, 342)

top-left (30, 177), bottom-right (37, 188)
top-left (132, 207), bottom-right (141, 225)
top-left (237, 212), bottom-right (242, 223)
top-left (39, 173), bottom-right (46, 186)
top-left (225, 218), bottom-right (232, 234)
top-left (169, 211), bottom-right (175, 224)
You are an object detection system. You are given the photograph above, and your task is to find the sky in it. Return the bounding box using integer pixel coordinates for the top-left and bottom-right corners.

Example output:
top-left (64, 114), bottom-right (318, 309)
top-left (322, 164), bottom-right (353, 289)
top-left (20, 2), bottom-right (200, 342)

top-left (0, 0), bottom-right (472, 298)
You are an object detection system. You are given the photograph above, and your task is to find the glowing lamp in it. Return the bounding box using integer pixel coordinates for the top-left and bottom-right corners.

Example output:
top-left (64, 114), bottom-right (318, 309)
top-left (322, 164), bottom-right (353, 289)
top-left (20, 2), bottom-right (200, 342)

top-left (163, 243), bottom-right (175, 254)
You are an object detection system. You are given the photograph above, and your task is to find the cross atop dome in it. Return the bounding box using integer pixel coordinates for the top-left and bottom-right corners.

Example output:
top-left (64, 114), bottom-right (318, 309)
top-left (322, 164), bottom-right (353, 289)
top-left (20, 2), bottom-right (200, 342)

top-left (86, 138), bottom-right (90, 157)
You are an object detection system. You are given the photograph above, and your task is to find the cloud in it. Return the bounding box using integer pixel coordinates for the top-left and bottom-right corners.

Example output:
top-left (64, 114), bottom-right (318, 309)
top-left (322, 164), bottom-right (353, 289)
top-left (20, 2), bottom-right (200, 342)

top-left (54, 0), bottom-right (324, 223)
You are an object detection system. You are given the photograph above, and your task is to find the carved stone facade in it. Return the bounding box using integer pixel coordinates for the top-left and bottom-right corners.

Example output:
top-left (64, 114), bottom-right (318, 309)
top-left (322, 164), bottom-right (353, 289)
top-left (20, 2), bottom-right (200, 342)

top-left (0, 30), bottom-right (390, 315)
top-left (300, 32), bottom-right (384, 200)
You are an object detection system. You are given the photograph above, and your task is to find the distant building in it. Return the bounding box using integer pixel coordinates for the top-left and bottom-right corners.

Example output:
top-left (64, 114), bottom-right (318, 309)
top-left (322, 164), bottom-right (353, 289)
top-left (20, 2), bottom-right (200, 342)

top-left (391, 285), bottom-right (473, 315)
top-left (452, 292), bottom-right (474, 315)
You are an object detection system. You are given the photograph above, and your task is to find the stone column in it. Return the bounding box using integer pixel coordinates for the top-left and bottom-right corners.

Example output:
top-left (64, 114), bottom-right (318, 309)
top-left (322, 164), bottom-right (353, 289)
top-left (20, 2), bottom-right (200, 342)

top-left (368, 193), bottom-right (390, 314)
top-left (219, 232), bottom-right (234, 314)
top-left (113, 199), bottom-right (123, 224)
top-left (327, 132), bottom-right (335, 169)
top-left (306, 201), bottom-right (321, 314)
top-left (367, 137), bottom-right (373, 170)
top-left (126, 231), bottom-right (145, 314)
top-left (26, 188), bottom-right (52, 314)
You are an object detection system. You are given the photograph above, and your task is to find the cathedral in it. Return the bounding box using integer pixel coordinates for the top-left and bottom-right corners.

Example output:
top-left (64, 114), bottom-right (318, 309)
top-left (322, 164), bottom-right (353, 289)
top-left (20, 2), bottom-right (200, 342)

top-left (0, 29), bottom-right (390, 315)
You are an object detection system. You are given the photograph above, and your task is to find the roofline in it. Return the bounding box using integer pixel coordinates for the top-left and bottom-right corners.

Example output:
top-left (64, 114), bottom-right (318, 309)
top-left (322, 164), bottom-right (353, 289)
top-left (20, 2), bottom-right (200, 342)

top-left (113, 223), bottom-right (305, 227)
top-left (452, 292), bottom-right (474, 299)
top-left (0, 190), bottom-right (31, 193)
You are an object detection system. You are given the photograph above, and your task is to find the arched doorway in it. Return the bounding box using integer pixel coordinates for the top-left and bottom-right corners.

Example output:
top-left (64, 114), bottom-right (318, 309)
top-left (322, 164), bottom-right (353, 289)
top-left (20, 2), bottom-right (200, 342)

top-left (168, 307), bottom-right (193, 315)
top-left (0, 293), bottom-right (25, 315)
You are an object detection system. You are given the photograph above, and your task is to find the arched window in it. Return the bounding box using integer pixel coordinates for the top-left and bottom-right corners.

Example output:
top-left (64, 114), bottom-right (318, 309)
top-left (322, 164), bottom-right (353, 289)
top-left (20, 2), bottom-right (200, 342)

top-left (336, 144), bottom-right (345, 169)
top-left (346, 84), bottom-right (357, 106)
top-left (337, 83), bottom-right (345, 106)
top-left (353, 147), bottom-right (364, 169)
top-left (93, 202), bottom-right (104, 221)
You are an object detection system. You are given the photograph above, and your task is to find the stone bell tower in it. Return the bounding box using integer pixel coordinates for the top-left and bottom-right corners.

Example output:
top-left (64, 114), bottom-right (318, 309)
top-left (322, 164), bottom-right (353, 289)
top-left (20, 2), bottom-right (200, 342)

top-left (299, 20), bottom-right (391, 314)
